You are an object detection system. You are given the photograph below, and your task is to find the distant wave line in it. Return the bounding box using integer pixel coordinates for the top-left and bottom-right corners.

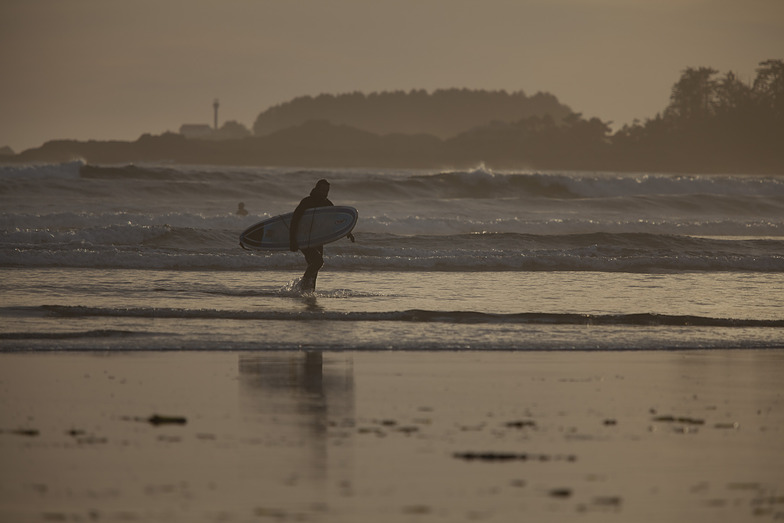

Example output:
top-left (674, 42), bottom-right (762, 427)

top-left (0, 329), bottom-right (157, 340)
top-left (32, 306), bottom-right (784, 327)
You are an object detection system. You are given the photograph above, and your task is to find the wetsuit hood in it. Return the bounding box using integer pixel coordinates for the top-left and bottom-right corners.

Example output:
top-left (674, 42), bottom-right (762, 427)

top-left (310, 179), bottom-right (330, 198)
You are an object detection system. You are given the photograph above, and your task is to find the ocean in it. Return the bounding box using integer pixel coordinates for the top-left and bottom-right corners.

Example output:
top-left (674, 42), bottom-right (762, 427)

top-left (1, 161), bottom-right (783, 351)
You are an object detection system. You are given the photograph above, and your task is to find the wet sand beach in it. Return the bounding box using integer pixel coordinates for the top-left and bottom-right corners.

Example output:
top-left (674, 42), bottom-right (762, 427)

top-left (1, 350), bottom-right (783, 522)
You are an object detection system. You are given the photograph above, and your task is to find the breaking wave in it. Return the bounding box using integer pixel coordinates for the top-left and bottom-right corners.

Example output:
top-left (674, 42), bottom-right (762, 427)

top-left (3, 162), bottom-right (784, 272)
top-left (31, 305), bottom-right (784, 327)
top-left (3, 161), bottom-right (784, 199)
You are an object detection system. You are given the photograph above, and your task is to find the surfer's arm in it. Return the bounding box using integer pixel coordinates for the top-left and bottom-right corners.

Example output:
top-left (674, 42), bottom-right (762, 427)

top-left (289, 200), bottom-right (306, 251)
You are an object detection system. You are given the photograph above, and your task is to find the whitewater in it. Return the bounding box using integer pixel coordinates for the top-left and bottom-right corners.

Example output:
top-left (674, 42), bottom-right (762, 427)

top-left (1, 161), bottom-right (783, 350)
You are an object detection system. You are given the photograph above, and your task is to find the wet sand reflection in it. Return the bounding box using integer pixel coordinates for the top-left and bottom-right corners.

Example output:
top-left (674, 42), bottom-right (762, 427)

top-left (237, 352), bottom-right (355, 510)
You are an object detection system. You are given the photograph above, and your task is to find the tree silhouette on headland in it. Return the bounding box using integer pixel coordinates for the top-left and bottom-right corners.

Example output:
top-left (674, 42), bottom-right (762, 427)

top-left (611, 59), bottom-right (783, 173)
top-left (253, 89), bottom-right (572, 139)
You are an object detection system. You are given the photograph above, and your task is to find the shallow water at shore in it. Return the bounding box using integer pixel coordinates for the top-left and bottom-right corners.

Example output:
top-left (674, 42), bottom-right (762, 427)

top-left (2, 268), bottom-right (783, 351)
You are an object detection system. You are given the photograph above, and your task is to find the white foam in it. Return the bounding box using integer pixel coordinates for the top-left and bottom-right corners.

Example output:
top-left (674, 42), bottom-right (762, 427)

top-left (3, 163), bottom-right (784, 272)
top-left (0, 160), bottom-right (84, 179)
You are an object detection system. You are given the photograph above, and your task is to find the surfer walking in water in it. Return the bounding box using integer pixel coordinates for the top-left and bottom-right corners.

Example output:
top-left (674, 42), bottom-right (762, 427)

top-left (289, 179), bottom-right (354, 291)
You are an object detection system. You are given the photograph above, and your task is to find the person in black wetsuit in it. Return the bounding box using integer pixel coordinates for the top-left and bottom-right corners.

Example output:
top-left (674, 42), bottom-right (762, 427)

top-left (289, 179), bottom-right (354, 291)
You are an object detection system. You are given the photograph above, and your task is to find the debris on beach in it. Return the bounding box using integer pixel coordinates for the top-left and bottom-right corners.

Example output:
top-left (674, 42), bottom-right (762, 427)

top-left (402, 505), bottom-right (431, 515)
top-left (453, 451), bottom-right (577, 463)
top-left (579, 496), bottom-right (624, 513)
top-left (651, 415), bottom-right (705, 425)
top-left (357, 427), bottom-right (386, 437)
top-left (593, 495), bottom-right (623, 507)
top-left (505, 420), bottom-right (537, 429)
top-left (714, 422), bottom-right (740, 430)
top-left (147, 414), bottom-right (187, 426)
top-left (356, 418), bottom-right (424, 437)
top-left (6, 428), bottom-right (40, 437)
top-left (122, 414), bottom-right (188, 426)
top-left (651, 414), bottom-right (744, 433)
top-left (549, 488), bottom-right (573, 498)
top-left (66, 430), bottom-right (108, 445)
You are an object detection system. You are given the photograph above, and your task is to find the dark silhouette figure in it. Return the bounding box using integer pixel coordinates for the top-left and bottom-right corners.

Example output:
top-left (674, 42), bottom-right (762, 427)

top-left (289, 180), bottom-right (333, 292)
top-left (236, 202), bottom-right (248, 216)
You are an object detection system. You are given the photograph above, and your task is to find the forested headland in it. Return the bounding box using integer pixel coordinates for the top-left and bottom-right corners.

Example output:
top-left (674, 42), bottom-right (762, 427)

top-left (10, 60), bottom-right (784, 174)
top-left (252, 89), bottom-right (572, 138)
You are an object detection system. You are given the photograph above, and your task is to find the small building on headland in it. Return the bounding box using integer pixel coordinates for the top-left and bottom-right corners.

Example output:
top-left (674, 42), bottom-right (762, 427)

top-left (179, 124), bottom-right (215, 140)
top-left (179, 99), bottom-right (251, 141)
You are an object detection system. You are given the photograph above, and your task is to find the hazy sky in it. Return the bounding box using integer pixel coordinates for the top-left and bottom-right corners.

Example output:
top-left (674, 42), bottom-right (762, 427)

top-left (2, 0), bottom-right (782, 152)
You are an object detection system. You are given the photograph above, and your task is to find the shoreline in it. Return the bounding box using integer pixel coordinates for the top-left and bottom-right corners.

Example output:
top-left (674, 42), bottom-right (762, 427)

top-left (1, 349), bottom-right (783, 522)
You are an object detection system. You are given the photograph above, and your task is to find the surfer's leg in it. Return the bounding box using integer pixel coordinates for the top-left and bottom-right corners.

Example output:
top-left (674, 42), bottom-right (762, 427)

top-left (301, 247), bottom-right (323, 291)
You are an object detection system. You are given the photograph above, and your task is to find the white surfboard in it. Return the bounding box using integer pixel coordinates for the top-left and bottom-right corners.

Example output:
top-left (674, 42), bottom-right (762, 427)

top-left (240, 206), bottom-right (358, 251)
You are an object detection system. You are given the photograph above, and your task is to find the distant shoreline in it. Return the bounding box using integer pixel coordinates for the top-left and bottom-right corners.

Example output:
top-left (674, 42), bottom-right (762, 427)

top-left (4, 120), bottom-right (782, 175)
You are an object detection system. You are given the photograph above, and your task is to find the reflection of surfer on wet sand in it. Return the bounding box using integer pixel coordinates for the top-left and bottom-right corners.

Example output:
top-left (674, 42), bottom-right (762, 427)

top-left (289, 179), bottom-right (355, 292)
